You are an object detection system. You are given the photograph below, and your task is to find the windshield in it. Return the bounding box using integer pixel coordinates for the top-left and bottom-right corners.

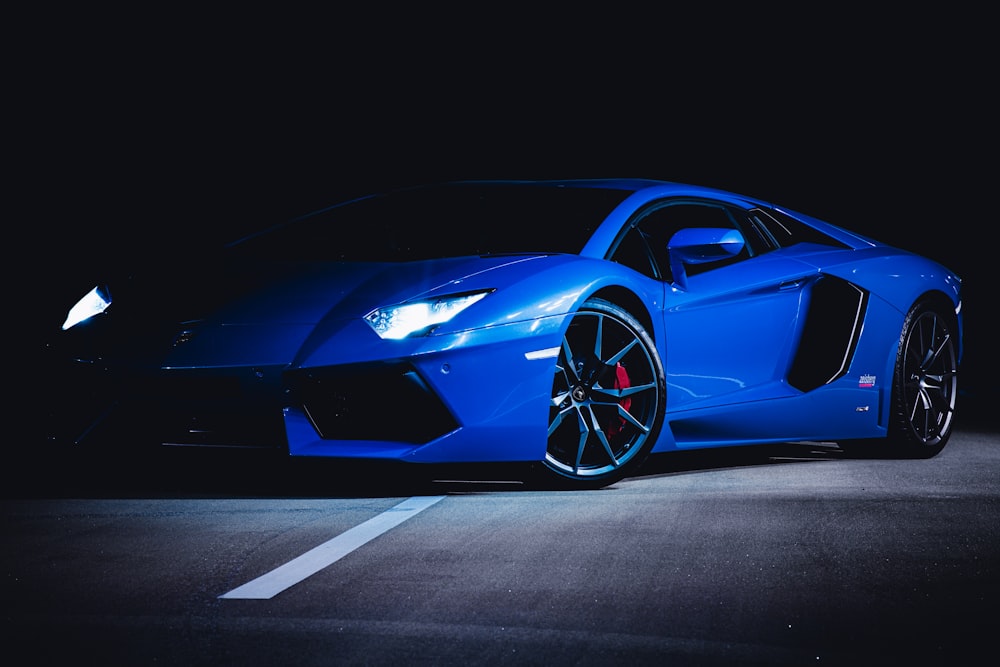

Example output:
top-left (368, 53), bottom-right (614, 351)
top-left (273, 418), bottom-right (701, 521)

top-left (230, 182), bottom-right (631, 261)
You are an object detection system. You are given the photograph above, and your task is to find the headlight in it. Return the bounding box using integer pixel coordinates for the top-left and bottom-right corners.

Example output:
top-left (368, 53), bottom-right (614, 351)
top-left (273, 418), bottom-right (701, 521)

top-left (61, 285), bottom-right (112, 330)
top-left (364, 290), bottom-right (492, 339)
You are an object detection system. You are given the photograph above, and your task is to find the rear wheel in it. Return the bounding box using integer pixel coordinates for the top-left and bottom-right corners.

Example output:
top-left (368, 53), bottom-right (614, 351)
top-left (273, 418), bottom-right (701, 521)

top-left (842, 298), bottom-right (958, 458)
top-left (887, 299), bottom-right (959, 457)
top-left (534, 298), bottom-right (665, 489)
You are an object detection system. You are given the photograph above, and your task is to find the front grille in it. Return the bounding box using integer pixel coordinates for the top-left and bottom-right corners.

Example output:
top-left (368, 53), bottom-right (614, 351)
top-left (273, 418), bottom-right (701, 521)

top-left (155, 404), bottom-right (287, 448)
top-left (141, 372), bottom-right (287, 449)
top-left (57, 366), bottom-right (287, 450)
top-left (286, 363), bottom-right (459, 444)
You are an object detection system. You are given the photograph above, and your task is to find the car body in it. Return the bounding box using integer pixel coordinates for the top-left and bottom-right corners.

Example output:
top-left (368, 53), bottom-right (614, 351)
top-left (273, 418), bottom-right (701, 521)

top-left (46, 179), bottom-right (963, 488)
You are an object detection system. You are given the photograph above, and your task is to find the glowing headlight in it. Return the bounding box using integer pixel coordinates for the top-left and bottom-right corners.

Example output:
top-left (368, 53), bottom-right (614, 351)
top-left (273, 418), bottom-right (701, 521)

top-left (62, 285), bottom-right (112, 330)
top-left (365, 290), bottom-right (492, 339)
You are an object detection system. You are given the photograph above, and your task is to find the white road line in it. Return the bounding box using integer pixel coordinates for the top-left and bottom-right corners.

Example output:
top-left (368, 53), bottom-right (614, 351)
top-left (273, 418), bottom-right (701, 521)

top-left (219, 495), bottom-right (447, 600)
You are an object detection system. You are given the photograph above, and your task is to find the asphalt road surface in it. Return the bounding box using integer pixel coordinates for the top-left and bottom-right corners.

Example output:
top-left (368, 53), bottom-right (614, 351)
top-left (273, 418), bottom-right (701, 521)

top-left (3, 419), bottom-right (998, 666)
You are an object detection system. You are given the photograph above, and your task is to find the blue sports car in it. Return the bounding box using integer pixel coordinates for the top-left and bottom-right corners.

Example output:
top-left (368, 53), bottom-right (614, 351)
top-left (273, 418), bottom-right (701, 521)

top-left (49, 179), bottom-right (963, 489)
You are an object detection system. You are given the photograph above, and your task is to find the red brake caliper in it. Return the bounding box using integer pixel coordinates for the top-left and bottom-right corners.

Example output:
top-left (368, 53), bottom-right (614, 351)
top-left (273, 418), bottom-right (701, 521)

top-left (608, 362), bottom-right (631, 438)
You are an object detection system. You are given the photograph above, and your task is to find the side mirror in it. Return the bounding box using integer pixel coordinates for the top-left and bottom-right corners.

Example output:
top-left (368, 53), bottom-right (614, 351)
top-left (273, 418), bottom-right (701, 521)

top-left (667, 227), bottom-right (745, 289)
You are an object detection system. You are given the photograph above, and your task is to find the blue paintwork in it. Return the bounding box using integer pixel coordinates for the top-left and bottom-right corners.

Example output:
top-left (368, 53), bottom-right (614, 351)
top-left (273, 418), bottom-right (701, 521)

top-left (49, 179), bottom-right (963, 470)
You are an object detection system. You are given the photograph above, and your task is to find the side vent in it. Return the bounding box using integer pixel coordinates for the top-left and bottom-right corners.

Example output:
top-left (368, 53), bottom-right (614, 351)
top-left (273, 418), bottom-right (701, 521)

top-left (788, 277), bottom-right (868, 392)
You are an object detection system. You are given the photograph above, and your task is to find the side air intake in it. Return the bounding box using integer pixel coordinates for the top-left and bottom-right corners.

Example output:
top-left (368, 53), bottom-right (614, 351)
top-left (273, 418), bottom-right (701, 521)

top-left (788, 277), bottom-right (868, 392)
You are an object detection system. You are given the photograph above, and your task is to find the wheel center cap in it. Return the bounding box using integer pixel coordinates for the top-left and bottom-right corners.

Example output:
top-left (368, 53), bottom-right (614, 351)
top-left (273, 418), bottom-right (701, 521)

top-left (572, 386), bottom-right (588, 402)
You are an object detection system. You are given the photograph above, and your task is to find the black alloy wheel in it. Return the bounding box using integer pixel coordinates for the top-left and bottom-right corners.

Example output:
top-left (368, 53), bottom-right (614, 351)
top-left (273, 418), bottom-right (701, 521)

top-left (888, 299), bottom-right (959, 457)
top-left (539, 298), bottom-right (665, 489)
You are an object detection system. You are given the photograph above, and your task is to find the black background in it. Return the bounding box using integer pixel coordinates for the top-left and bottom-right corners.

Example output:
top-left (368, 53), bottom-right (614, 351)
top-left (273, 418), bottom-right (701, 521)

top-left (13, 8), bottom-right (996, 405)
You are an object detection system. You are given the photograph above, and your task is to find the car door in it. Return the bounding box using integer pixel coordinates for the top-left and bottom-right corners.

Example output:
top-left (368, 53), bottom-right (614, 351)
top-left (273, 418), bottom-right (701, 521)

top-left (611, 198), bottom-right (818, 412)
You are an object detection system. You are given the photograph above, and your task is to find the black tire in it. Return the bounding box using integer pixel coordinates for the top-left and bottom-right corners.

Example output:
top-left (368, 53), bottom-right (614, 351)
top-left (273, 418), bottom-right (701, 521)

top-left (887, 299), bottom-right (959, 457)
top-left (843, 298), bottom-right (959, 459)
top-left (532, 298), bottom-right (665, 489)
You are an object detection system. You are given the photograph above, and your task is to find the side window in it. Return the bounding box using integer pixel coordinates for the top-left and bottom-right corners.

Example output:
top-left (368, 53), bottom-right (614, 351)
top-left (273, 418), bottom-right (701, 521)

top-left (630, 201), bottom-right (753, 281)
top-left (609, 226), bottom-right (659, 279)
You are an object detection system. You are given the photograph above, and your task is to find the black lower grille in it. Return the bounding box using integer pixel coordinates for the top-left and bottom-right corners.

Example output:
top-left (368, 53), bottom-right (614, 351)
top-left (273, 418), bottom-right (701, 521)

top-left (286, 363), bottom-right (459, 444)
top-left (155, 404), bottom-right (287, 448)
top-left (46, 361), bottom-right (288, 450)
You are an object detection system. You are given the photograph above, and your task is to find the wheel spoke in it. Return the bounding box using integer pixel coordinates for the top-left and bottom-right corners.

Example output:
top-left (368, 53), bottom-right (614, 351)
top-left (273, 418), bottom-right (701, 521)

top-left (588, 385), bottom-right (620, 403)
top-left (908, 387), bottom-right (929, 421)
top-left (592, 313), bottom-right (604, 359)
top-left (617, 404), bottom-right (651, 434)
top-left (547, 405), bottom-right (571, 436)
top-left (587, 406), bottom-right (620, 468)
top-left (551, 388), bottom-right (572, 409)
top-left (561, 338), bottom-right (581, 383)
top-left (617, 381), bottom-right (657, 398)
top-left (605, 338), bottom-right (639, 366)
top-left (589, 381), bottom-right (656, 434)
top-left (589, 380), bottom-right (656, 402)
top-left (574, 408), bottom-right (591, 470)
top-left (927, 332), bottom-right (951, 367)
top-left (924, 383), bottom-right (954, 419)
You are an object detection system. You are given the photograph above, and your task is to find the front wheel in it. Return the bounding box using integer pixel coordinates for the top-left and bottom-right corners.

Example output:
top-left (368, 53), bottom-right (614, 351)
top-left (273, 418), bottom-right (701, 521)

top-left (533, 298), bottom-right (665, 489)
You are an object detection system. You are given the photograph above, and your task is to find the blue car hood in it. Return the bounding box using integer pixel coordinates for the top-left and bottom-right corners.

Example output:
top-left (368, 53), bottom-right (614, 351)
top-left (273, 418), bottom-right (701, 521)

top-left (200, 254), bottom-right (531, 325)
top-left (115, 254), bottom-right (533, 325)
top-left (119, 254), bottom-right (548, 369)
